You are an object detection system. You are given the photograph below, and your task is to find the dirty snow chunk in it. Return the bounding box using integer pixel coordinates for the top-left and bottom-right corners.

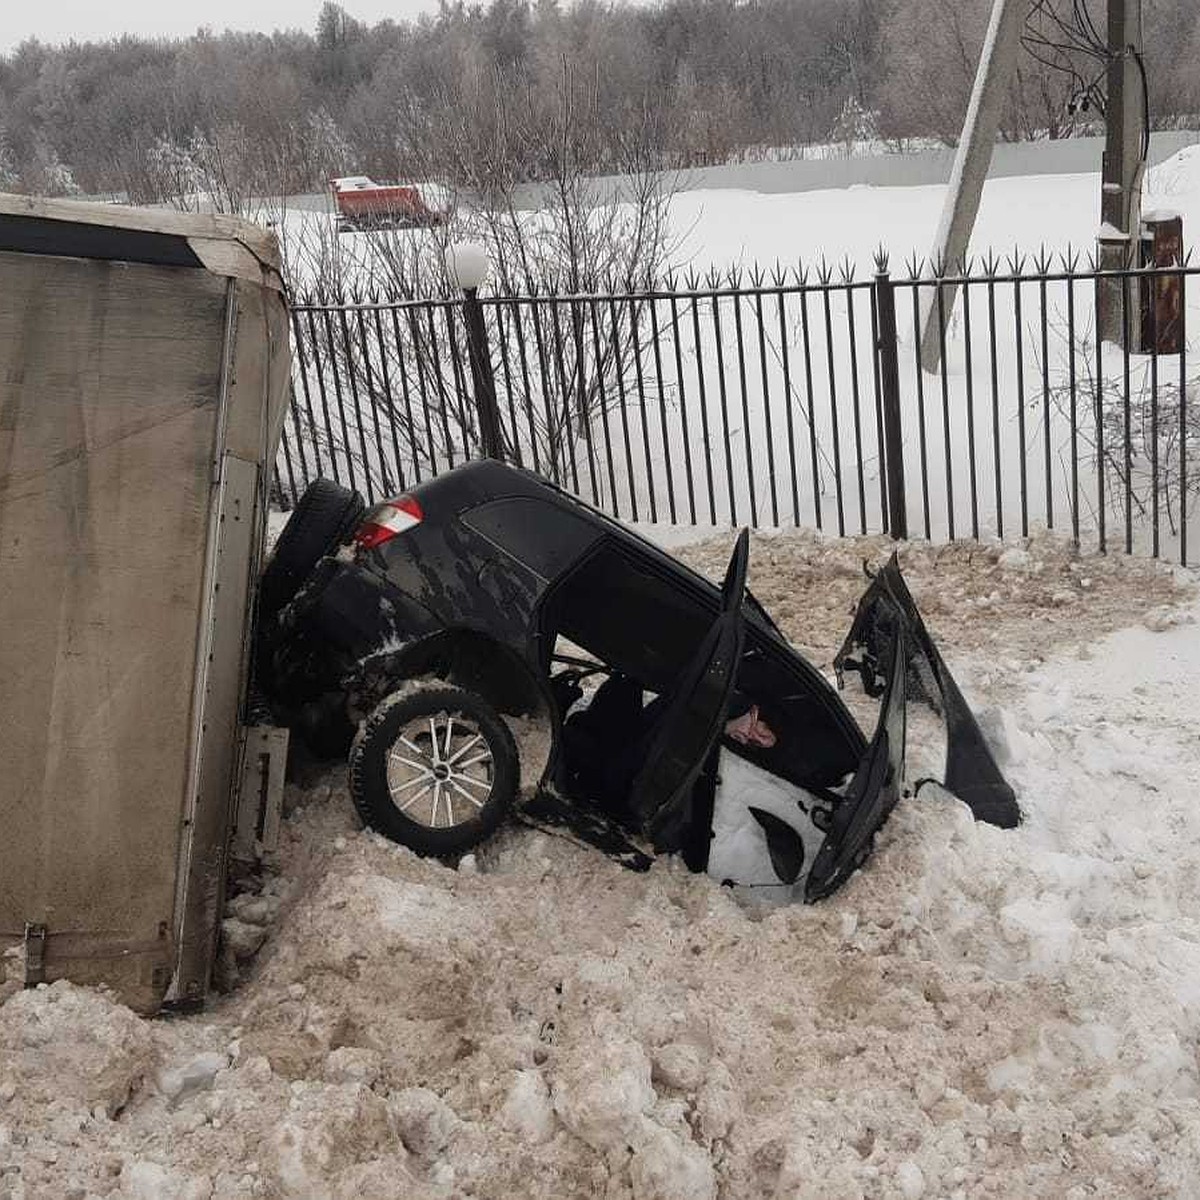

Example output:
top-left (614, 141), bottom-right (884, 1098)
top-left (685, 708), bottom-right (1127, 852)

top-left (651, 1043), bottom-right (707, 1093)
top-left (389, 1086), bottom-right (460, 1157)
top-left (158, 1052), bottom-right (229, 1104)
top-left (498, 1069), bottom-right (557, 1143)
top-left (997, 547), bottom-right (1032, 571)
top-left (276, 1083), bottom-right (406, 1192)
top-left (629, 1126), bottom-right (717, 1200)
top-left (220, 918), bottom-right (268, 960)
top-left (895, 1160), bottom-right (926, 1199)
top-left (120, 1160), bottom-right (213, 1200)
top-left (0, 982), bottom-right (158, 1118)
top-left (322, 1047), bottom-right (382, 1087)
top-left (1143, 604), bottom-right (1195, 632)
top-left (552, 1035), bottom-right (655, 1152)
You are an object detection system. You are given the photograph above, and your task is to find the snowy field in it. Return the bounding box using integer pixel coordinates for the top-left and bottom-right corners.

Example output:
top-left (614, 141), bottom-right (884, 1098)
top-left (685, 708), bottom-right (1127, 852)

top-left (3, 528), bottom-right (1199, 1199)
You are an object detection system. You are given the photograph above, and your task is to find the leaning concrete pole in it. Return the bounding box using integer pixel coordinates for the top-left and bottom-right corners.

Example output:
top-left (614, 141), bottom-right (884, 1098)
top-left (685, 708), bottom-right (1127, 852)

top-left (919, 0), bottom-right (1026, 370)
top-left (1097, 0), bottom-right (1145, 347)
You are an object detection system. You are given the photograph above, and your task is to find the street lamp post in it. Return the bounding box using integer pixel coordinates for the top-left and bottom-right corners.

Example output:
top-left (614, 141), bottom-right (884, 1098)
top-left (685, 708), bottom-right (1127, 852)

top-left (444, 241), bottom-right (504, 461)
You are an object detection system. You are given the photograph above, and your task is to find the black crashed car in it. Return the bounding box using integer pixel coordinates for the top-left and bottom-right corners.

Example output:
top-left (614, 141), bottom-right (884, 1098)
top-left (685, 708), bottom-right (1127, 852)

top-left (257, 459), bottom-right (1018, 901)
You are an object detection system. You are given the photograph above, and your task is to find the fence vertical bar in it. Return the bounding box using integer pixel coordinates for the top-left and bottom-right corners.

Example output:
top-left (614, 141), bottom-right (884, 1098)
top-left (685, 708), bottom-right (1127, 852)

top-left (1121, 275), bottom-right (1133, 553)
top-left (798, 288), bottom-right (822, 530)
top-left (588, 297), bottom-right (620, 517)
top-left (754, 290), bottom-right (779, 526)
top-left (442, 304), bottom-right (475, 450)
top-left (425, 305), bottom-right (458, 469)
top-left (1179, 268), bottom-right (1187, 567)
top-left (874, 268), bottom-right (908, 540)
top-left (491, 305), bottom-right (525, 468)
top-left (337, 307), bottom-right (372, 496)
top-left (961, 279), bottom-right (980, 539)
top-left (1039, 274), bottom-right (1054, 529)
top-left (371, 307), bottom-right (407, 492)
top-left (935, 280), bottom-right (955, 540)
top-left (821, 286), bottom-right (846, 537)
top-left (391, 307), bottom-right (426, 482)
top-left (986, 276), bottom-right (1003, 539)
top-left (848, 286), bottom-right (869, 534)
top-left (1093, 272), bottom-right (1107, 553)
top-left (321, 309), bottom-right (356, 490)
top-left (1013, 277), bottom-right (1028, 536)
top-left (278, 403), bottom-right (298, 503)
top-left (528, 298), bottom-right (562, 484)
top-left (731, 293), bottom-right (758, 527)
top-left (353, 307), bottom-right (387, 497)
top-left (290, 309), bottom-right (322, 481)
top-left (510, 302), bottom-right (541, 475)
top-left (669, 295), bottom-right (698, 525)
top-left (1066, 277), bottom-right (1079, 545)
top-left (608, 297), bottom-right (639, 521)
top-left (908, 284), bottom-right (932, 538)
top-left (776, 291), bottom-right (801, 526)
top-left (1149, 285), bottom-right (1159, 558)
top-left (571, 298), bottom-right (600, 505)
top-left (629, 299), bottom-right (658, 522)
top-left (548, 300), bottom-right (581, 493)
top-left (649, 296), bottom-right (678, 523)
top-left (711, 294), bottom-right (738, 524)
top-left (690, 296), bottom-right (718, 524)
top-left (407, 306), bottom-right (440, 476)
top-left (284, 380), bottom-right (309, 495)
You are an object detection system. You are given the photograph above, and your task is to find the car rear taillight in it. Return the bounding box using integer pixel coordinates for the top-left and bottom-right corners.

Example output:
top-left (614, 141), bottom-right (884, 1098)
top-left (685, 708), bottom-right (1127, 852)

top-left (354, 495), bottom-right (424, 550)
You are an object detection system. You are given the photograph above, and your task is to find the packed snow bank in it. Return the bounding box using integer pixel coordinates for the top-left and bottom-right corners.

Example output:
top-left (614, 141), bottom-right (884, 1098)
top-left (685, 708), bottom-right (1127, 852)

top-left (2, 531), bottom-right (1198, 1199)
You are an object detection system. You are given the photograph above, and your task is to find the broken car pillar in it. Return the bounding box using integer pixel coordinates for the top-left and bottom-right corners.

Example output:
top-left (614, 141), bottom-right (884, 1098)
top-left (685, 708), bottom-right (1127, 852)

top-left (445, 241), bottom-right (505, 461)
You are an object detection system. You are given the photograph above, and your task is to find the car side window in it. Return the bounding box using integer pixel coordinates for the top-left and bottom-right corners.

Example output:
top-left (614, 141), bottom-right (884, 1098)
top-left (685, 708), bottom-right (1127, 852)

top-left (459, 496), bottom-right (602, 582)
top-left (540, 542), bottom-right (716, 693)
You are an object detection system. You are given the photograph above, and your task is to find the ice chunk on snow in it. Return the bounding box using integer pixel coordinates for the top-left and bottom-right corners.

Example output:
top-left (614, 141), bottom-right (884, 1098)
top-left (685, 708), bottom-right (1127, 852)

top-left (389, 1086), bottom-right (460, 1157)
top-left (498, 1069), bottom-right (556, 1143)
top-left (651, 1042), bottom-right (707, 1093)
top-left (629, 1125), bottom-right (717, 1200)
top-left (896, 1160), bottom-right (925, 1199)
top-left (157, 1052), bottom-right (229, 1104)
top-left (552, 1035), bottom-right (654, 1151)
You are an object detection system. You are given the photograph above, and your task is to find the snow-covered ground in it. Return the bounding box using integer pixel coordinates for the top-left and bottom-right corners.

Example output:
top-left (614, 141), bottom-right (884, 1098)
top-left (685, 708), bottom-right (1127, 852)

top-left (3, 530), bottom-right (1198, 1199)
top-left (671, 143), bottom-right (1200, 277)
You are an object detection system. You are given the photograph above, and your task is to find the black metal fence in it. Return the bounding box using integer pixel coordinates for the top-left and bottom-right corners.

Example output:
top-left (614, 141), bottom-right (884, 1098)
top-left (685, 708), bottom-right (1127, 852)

top-left (279, 252), bottom-right (1196, 565)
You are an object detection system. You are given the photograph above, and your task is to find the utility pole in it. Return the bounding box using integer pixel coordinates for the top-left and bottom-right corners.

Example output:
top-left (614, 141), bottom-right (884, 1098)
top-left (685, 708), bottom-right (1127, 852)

top-left (1097, 0), bottom-right (1146, 348)
top-left (918, 0), bottom-right (1025, 370)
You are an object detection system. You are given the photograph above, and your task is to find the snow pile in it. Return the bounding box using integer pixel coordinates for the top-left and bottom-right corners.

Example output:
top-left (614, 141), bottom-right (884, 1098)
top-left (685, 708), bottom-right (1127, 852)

top-left (1, 530), bottom-right (1199, 1198)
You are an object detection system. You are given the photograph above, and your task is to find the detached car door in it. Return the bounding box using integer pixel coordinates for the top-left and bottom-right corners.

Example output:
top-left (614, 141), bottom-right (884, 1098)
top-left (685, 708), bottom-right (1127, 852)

top-left (806, 553), bottom-right (1019, 901)
top-left (805, 622), bottom-right (907, 900)
top-left (627, 529), bottom-right (749, 849)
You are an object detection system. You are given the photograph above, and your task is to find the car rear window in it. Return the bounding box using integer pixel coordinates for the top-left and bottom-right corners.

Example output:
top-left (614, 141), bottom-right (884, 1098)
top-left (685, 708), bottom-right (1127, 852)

top-left (459, 496), bottom-right (601, 581)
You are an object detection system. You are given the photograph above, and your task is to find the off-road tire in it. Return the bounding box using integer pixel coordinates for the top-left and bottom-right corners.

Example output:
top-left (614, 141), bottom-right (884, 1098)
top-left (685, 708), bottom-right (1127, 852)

top-left (349, 685), bottom-right (518, 857)
top-left (260, 479), bottom-right (365, 623)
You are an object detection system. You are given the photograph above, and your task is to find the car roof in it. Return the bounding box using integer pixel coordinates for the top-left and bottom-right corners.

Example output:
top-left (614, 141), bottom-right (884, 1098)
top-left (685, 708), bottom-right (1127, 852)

top-left (412, 458), bottom-right (726, 589)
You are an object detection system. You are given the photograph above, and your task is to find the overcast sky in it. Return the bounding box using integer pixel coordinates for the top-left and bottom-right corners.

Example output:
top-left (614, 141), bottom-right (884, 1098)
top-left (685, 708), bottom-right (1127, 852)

top-left (1, 1), bottom-right (439, 52)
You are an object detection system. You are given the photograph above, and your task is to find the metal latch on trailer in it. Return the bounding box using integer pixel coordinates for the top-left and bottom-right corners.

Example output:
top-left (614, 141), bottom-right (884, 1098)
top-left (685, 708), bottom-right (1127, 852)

top-left (231, 723), bottom-right (289, 865)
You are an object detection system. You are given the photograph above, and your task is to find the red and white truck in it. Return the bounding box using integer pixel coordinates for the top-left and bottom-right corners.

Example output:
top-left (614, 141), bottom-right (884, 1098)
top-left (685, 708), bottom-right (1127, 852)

top-left (330, 176), bottom-right (446, 233)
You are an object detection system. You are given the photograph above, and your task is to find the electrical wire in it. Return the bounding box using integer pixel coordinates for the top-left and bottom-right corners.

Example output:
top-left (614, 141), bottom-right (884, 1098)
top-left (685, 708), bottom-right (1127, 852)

top-left (1021, 0), bottom-right (1151, 165)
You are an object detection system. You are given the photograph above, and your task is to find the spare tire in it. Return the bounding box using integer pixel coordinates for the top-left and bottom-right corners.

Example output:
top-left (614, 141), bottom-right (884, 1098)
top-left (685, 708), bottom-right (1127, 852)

top-left (259, 478), bottom-right (365, 623)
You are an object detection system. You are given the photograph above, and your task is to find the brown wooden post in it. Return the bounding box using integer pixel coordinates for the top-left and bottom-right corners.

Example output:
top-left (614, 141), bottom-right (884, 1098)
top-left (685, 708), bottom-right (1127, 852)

top-left (1141, 213), bottom-right (1185, 355)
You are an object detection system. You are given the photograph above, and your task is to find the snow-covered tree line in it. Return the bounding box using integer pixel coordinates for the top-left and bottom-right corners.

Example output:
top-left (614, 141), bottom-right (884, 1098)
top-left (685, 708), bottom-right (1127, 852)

top-left (0, 0), bottom-right (1197, 206)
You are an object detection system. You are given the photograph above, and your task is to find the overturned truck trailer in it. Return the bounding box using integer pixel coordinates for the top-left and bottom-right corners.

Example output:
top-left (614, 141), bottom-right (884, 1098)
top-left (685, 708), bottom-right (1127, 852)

top-left (0, 195), bottom-right (291, 1013)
